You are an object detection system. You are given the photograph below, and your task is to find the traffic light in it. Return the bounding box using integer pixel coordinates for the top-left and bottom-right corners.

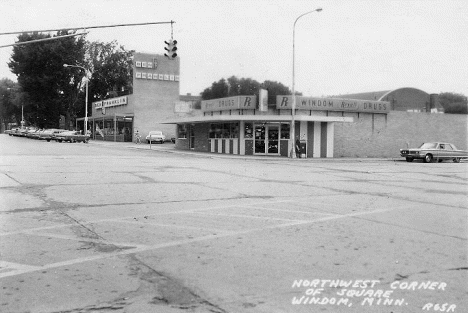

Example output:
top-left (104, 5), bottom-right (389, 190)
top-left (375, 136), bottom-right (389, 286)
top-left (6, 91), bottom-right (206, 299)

top-left (164, 39), bottom-right (177, 59)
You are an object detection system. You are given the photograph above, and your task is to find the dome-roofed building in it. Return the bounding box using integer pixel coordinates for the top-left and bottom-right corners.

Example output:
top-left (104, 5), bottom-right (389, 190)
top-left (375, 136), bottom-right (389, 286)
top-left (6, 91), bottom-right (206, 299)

top-left (334, 87), bottom-right (444, 113)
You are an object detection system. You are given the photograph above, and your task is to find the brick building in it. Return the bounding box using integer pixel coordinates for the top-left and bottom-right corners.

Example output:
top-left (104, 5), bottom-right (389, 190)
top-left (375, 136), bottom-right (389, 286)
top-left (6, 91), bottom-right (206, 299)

top-left (78, 52), bottom-right (180, 142)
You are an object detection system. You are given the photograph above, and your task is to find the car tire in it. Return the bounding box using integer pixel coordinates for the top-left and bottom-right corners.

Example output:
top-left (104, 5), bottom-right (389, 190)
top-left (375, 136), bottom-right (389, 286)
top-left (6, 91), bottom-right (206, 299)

top-left (405, 157), bottom-right (413, 162)
top-left (438, 159), bottom-right (443, 163)
top-left (453, 158), bottom-right (461, 163)
top-left (424, 154), bottom-right (433, 163)
top-left (47, 139), bottom-right (50, 142)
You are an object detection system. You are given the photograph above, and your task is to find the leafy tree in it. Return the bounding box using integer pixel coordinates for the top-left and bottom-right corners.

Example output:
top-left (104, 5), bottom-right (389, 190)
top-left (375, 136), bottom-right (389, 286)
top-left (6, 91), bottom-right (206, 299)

top-left (438, 92), bottom-right (467, 114)
top-left (0, 79), bottom-right (21, 130)
top-left (8, 32), bottom-right (134, 130)
top-left (85, 40), bottom-right (134, 102)
top-left (201, 76), bottom-right (295, 104)
top-left (262, 80), bottom-right (298, 104)
top-left (8, 30), bottom-right (86, 128)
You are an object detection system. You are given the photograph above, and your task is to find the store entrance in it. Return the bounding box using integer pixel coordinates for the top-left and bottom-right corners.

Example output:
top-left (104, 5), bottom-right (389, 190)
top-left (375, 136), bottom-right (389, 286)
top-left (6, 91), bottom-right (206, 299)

top-left (254, 124), bottom-right (279, 155)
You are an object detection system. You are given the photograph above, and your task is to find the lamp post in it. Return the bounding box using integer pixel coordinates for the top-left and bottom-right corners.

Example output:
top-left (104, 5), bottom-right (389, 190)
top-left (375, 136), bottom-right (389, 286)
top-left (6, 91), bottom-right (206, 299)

top-left (64, 64), bottom-right (89, 133)
top-left (290, 8), bottom-right (322, 158)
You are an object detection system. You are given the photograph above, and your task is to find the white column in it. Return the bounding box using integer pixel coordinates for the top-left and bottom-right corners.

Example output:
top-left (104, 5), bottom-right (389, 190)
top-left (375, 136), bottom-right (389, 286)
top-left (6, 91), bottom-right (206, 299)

top-left (225, 139), bottom-right (230, 154)
top-left (299, 121), bottom-right (308, 140)
top-left (313, 122), bottom-right (321, 158)
top-left (210, 139), bottom-right (215, 152)
top-left (326, 122), bottom-right (334, 158)
top-left (239, 121), bottom-right (245, 155)
top-left (217, 139), bottom-right (223, 153)
top-left (232, 138), bottom-right (238, 154)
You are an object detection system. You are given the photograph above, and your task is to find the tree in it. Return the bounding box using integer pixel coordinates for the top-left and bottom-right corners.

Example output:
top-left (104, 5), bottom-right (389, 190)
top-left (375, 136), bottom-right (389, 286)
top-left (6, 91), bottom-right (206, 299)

top-left (201, 76), bottom-right (295, 103)
top-left (0, 79), bottom-right (21, 130)
top-left (262, 80), bottom-right (297, 104)
top-left (85, 40), bottom-right (134, 103)
top-left (438, 92), bottom-right (467, 114)
top-left (8, 31), bottom-right (86, 128)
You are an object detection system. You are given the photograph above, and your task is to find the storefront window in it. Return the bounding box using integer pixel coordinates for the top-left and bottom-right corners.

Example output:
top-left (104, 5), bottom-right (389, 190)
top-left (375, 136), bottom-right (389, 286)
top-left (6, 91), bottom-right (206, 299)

top-left (178, 124), bottom-right (187, 138)
top-left (280, 123), bottom-right (290, 139)
top-left (231, 123), bottom-right (239, 138)
top-left (209, 124), bottom-right (215, 139)
top-left (209, 123), bottom-right (239, 139)
top-left (245, 123), bottom-right (253, 139)
top-left (222, 123), bottom-right (230, 138)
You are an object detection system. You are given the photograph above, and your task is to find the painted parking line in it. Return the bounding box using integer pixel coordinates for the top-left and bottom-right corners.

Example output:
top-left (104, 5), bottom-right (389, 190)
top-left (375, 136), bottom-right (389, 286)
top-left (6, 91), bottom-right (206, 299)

top-left (0, 199), bottom-right (295, 237)
top-left (112, 219), bottom-right (234, 234)
top-left (191, 211), bottom-right (309, 222)
top-left (21, 230), bottom-right (150, 250)
top-left (0, 261), bottom-right (41, 274)
top-left (0, 207), bottom-right (393, 279)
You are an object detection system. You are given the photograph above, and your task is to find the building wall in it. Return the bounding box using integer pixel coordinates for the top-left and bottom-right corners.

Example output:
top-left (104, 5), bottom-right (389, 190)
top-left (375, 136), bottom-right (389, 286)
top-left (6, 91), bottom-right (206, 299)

top-left (194, 124), bottom-right (210, 152)
top-left (132, 52), bottom-right (180, 139)
top-left (334, 111), bottom-right (468, 157)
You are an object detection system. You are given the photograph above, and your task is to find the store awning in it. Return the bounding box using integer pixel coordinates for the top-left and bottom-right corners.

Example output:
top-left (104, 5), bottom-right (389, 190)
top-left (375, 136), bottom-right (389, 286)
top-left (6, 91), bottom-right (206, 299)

top-left (160, 114), bottom-right (353, 124)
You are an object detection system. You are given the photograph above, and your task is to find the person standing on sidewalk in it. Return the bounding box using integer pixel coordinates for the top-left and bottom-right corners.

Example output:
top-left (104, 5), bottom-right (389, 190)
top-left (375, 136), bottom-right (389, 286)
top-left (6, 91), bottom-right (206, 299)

top-left (135, 130), bottom-right (141, 144)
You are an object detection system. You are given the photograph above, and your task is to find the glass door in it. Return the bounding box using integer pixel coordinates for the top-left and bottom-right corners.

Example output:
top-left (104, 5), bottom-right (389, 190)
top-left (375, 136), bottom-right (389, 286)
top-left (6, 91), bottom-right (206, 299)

top-left (189, 125), bottom-right (195, 149)
top-left (267, 126), bottom-right (279, 154)
top-left (254, 125), bottom-right (265, 154)
top-left (254, 124), bottom-right (280, 155)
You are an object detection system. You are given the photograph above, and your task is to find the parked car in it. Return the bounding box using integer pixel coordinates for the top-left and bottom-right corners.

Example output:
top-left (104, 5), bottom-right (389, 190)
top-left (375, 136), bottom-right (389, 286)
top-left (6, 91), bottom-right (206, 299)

top-left (146, 131), bottom-right (166, 144)
top-left (5, 128), bottom-right (19, 136)
top-left (400, 142), bottom-right (468, 163)
top-left (26, 129), bottom-right (41, 139)
top-left (54, 131), bottom-right (90, 143)
top-left (38, 129), bottom-right (67, 142)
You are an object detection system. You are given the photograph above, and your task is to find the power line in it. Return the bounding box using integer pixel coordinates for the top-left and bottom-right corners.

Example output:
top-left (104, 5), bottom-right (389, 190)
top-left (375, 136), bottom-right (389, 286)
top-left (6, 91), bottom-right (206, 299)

top-left (0, 21), bottom-right (174, 36)
top-left (0, 32), bottom-right (89, 49)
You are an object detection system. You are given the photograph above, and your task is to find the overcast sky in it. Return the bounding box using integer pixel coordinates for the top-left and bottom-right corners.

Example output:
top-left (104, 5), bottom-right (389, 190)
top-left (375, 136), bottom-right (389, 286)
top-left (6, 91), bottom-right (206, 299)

top-left (1, 0), bottom-right (467, 97)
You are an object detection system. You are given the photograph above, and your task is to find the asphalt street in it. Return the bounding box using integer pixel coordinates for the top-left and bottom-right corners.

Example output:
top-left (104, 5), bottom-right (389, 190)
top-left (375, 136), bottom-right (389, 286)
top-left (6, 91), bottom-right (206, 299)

top-left (0, 134), bottom-right (466, 313)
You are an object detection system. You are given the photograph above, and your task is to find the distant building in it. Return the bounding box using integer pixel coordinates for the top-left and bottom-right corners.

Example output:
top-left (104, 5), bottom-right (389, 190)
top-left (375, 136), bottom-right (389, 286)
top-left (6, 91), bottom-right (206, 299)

top-left (334, 87), bottom-right (444, 113)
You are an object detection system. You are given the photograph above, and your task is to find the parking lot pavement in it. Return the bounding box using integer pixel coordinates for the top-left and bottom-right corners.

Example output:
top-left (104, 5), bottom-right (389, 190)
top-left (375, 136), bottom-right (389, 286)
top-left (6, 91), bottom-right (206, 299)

top-left (0, 134), bottom-right (467, 313)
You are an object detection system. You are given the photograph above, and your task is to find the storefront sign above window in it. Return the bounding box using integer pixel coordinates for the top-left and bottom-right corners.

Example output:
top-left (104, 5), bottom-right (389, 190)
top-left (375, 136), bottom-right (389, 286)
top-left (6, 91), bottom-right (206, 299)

top-left (134, 58), bottom-right (177, 82)
top-left (135, 72), bottom-right (179, 82)
top-left (201, 96), bottom-right (257, 112)
top-left (276, 96), bottom-right (390, 113)
top-left (94, 96), bottom-right (128, 110)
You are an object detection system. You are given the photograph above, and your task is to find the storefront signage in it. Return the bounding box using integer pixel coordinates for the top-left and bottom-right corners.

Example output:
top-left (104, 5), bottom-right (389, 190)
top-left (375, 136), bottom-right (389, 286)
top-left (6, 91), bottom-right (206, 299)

top-left (134, 58), bottom-right (177, 82)
top-left (276, 96), bottom-right (390, 113)
top-left (201, 96), bottom-right (256, 112)
top-left (94, 96), bottom-right (128, 110)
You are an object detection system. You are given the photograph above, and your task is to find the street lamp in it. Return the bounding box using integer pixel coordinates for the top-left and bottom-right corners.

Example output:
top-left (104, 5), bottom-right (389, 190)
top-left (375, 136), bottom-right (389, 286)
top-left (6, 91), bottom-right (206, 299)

top-left (64, 64), bottom-right (89, 133)
top-left (290, 8), bottom-right (322, 158)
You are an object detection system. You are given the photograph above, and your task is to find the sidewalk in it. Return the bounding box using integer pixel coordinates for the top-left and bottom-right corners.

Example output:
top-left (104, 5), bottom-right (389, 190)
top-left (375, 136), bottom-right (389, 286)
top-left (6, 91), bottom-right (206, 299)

top-left (87, 139), bottom-right (399, 162)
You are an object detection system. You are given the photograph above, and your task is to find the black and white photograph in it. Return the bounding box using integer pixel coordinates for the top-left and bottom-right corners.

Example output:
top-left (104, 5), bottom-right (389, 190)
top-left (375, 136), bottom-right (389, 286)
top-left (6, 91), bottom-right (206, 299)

top-left (0, 0), bottom-right (467, 312)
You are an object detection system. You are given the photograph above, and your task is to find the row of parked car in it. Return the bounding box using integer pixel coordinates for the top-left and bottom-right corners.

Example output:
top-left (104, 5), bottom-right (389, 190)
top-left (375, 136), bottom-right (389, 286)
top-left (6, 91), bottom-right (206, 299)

top-left (5, 127), bottom-right (90, 143)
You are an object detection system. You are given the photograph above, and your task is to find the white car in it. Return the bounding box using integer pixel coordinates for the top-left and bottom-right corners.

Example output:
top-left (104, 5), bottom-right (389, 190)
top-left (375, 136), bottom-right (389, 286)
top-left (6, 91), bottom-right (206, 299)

top-left (146, 131), bottom-right (166, 144)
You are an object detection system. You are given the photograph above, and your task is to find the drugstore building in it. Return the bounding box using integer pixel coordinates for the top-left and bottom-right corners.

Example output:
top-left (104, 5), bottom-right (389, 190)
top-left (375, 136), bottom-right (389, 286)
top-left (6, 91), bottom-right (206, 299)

top-left (164, 94), bottom-right (390, 158)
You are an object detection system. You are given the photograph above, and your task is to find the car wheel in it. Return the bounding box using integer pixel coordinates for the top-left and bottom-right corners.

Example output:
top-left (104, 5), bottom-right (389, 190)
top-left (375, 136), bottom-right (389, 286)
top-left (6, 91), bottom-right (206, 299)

top-left (405, 157), bottom-right (413, 162)
top-left (424, 154), bottom-right (433, 163)
top-left (453, 158), bottom-right (461, 163)
top-left (438, 159), bottom-right (443, 163)
top-left (47, 139), bottom-right (50, 142)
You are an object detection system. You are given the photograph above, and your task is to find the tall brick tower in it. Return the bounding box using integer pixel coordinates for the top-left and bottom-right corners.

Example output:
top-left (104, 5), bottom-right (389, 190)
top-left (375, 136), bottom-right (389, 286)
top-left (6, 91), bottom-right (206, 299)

top-left (132, 52), bottom-right (180, 139)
